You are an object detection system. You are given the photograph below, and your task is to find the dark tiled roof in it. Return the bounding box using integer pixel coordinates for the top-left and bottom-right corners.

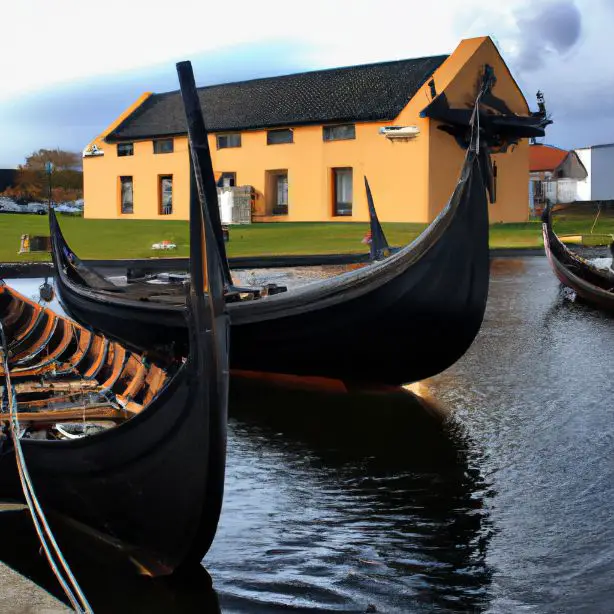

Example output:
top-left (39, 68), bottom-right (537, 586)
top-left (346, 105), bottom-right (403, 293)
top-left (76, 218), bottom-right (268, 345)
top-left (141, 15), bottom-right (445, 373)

top-left (105, 55), bottom-right (448, 142)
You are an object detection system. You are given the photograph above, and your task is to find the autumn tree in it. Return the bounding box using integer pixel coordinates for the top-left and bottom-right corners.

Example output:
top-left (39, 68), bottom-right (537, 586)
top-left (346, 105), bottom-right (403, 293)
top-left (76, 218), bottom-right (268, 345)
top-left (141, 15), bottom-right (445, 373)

top-left (1, 148), bottom-right (83, 204)
top-left (23, 149), bottom-right (81, 171)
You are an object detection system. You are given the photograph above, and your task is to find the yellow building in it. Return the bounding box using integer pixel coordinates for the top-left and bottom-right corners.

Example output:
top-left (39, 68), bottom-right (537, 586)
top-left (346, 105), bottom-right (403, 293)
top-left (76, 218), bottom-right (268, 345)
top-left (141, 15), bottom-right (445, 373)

top-left (83, 36), bottom-right (534, 223)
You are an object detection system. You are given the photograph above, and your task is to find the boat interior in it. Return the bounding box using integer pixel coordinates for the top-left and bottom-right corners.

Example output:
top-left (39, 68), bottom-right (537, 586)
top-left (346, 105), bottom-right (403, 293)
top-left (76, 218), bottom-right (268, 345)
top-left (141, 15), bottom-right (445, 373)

top-left (63, 247), bottom-right (287, 305)
top-left (0, 284), bottom-right (174, 440)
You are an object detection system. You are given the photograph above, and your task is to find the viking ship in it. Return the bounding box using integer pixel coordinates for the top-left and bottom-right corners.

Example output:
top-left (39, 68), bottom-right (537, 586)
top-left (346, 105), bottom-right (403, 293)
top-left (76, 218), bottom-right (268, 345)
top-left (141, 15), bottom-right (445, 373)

top-left (542, 203), bottom-right (614, 312)
top-left (49, 65), bottom-right (549, 385)
top-left (0, 63), bottom-right (230, 576)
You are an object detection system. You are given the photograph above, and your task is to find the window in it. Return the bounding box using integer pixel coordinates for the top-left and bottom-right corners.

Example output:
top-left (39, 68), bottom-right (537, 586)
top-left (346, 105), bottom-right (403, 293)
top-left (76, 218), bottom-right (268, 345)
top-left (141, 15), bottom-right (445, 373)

top-left (153, 138), bottom-right (174, 154)
top-left (120, 176), bottom-right (133, 214)
top-left (333, 168), bottom-right (353, 216)
top-left (216, 134), bottom-right (241, 149)
top-left (265, 170), bottom-right (289, 215)
top-left (159, 175), bottom-right (173, 215)
top-left (267, 129), bottom-right (293, 145)
top-left (274, 173), bottom-right (288, 215)
top-left (323, 124), bottom-right (356, 142)
top-left (217, 172), bottom-right (236, 188)
top-left (117, 142), bottom-right (134, 157)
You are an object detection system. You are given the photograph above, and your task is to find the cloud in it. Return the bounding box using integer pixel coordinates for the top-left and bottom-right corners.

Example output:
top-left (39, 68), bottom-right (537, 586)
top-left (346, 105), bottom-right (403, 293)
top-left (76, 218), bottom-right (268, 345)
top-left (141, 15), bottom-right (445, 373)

top-left (514, 1), bottom-right (582, 71)
top-left (452, 0), bottom-right (613, 149)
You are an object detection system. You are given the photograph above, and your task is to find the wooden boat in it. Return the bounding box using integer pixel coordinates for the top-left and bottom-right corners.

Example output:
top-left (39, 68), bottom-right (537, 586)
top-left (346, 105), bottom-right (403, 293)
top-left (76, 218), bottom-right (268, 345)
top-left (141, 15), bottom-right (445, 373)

top-left (49, 65), bottom-right (547, 386)
top-left (0, 66), bottom-right (230, 575)
top-left (542, 203), bottom-right (614, 311)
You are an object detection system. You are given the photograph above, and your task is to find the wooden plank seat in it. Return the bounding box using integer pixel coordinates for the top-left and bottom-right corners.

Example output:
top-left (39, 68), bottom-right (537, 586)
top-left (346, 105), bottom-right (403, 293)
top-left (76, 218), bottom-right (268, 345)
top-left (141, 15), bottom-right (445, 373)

top-left (0, 404), bottom-right (133, 424)
top-left (13, 379), bottom-right (100, 394)
top-left (17, 392), bottom-right (113, 410)
top-left (1, 362), bottom-right (69, 379)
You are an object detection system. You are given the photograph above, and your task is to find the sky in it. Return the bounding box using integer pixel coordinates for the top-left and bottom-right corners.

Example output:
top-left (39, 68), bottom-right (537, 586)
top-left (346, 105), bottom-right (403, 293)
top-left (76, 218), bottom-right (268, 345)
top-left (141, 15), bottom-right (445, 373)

top-left (0, 0), bottom-right (611, 167)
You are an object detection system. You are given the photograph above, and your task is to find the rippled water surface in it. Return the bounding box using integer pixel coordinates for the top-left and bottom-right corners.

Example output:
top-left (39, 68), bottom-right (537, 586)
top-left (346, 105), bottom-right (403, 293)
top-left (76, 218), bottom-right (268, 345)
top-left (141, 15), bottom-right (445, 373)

top-left (2, 258), bottom-right (614, 613)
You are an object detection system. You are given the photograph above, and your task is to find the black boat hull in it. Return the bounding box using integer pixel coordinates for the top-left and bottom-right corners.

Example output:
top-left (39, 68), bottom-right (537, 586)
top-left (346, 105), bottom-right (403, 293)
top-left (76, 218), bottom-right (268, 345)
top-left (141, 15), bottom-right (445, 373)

top-left (0, 360), bottom-right (211, 574)
top-left (51, 150), bottom-right (490, 386)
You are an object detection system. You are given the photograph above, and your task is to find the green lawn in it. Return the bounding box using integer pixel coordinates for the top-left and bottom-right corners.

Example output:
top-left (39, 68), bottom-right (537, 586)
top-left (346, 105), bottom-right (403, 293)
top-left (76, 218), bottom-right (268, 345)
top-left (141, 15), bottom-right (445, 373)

top-left (1, 208), bottom-right (613, 263)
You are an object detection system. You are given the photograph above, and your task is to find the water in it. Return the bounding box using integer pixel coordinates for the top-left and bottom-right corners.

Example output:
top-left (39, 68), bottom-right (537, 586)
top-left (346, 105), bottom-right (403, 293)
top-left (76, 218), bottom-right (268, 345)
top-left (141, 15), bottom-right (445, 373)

top-left (2, 258), bottom-right (614, 613)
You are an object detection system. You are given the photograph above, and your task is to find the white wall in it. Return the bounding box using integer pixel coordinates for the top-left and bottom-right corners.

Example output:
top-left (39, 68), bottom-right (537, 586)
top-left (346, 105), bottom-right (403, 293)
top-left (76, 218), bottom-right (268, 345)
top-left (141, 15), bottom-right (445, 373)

top-left (575, 148), bottom-right (592, 201)
top-left (556, 179), bottom-right (580, 203)
top-left (591, 144), bottom-right (614, 200)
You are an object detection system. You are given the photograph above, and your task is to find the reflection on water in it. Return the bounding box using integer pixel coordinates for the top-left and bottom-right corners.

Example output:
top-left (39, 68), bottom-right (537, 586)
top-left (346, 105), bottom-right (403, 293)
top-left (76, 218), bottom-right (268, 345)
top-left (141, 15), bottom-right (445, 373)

top-left (2, 258), bottom-right (614, 612)
top-left (428, 258), bottom-right (614, 613)
top-left (208, 377), bottom-right (493, 613)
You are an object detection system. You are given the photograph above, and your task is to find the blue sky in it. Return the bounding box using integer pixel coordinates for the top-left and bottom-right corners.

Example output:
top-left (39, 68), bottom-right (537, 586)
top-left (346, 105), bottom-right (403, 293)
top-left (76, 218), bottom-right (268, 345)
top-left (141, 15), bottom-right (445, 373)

top-left (0, 0), bottom-right (611, 167)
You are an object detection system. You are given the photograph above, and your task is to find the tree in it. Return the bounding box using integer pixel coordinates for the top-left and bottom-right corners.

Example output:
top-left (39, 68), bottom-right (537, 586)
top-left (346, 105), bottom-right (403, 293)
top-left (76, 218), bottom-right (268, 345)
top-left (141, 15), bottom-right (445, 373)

top-left (1, 148), bottom-right (83, 204)
top-left (24, 148), bottom-right (81, 172)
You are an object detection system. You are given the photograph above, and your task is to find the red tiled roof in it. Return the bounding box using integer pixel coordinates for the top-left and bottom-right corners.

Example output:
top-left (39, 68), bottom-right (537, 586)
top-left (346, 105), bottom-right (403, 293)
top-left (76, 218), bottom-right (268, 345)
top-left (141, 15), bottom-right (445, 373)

top-left (529, 144), bottom-right (568, 172)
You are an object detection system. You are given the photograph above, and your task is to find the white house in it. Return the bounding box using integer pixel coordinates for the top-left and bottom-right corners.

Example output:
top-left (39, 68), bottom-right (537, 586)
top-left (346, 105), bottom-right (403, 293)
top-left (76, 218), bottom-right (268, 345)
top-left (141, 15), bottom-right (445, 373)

top-left (529, 144), bottom-right (588, 213)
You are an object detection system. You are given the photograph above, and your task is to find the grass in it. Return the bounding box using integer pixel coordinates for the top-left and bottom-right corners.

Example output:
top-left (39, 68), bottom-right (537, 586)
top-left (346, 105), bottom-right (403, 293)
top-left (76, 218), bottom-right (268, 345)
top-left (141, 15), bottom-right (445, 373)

top-left (1, 206), bottom-right (613, 263)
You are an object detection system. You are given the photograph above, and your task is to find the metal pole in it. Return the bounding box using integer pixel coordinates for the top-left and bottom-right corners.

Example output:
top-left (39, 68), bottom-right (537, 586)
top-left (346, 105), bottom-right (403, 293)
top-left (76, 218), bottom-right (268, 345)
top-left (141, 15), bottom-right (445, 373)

top-left (45, 161), bottom-right (53, 212)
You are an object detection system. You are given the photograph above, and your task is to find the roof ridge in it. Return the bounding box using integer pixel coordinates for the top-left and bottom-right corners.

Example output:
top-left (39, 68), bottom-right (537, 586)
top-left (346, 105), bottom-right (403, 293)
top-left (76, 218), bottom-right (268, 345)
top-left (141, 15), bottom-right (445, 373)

top-left (150, 54), bottom-right (450, 98)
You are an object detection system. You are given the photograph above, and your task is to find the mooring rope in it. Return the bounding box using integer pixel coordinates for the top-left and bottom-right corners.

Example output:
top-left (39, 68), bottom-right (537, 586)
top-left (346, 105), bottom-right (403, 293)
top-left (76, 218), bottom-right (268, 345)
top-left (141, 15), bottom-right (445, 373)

top-left (590, 202), bottom-right (601, 235)
top-left (0, 320), bottom-right (93, 613)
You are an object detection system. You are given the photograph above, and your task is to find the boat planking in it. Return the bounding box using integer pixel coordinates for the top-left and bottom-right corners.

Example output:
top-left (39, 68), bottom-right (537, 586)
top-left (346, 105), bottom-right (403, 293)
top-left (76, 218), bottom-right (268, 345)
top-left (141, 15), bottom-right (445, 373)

top-left (542, 203), bottom-right (614, 312)
top-left (0, 61), bottom-right (230, 577)
top-left (48, 65), bottom-right (549, 386)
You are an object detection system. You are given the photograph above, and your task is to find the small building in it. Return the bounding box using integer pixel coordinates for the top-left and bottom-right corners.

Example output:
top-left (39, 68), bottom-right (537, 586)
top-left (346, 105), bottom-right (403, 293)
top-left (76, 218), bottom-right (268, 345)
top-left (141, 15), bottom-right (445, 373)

top-left (574, 143), bottom-right (614, 202)
top-left (83, 36), bottom-right (538, 224)
top-left (529, 144), bottom-right (587, 214)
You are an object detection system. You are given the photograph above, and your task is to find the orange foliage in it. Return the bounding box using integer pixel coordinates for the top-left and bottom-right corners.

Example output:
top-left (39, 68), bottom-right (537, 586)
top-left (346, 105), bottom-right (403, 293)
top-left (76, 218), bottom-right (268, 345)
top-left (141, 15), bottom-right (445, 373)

top-left (0, 149), bottom-right (83, 203)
